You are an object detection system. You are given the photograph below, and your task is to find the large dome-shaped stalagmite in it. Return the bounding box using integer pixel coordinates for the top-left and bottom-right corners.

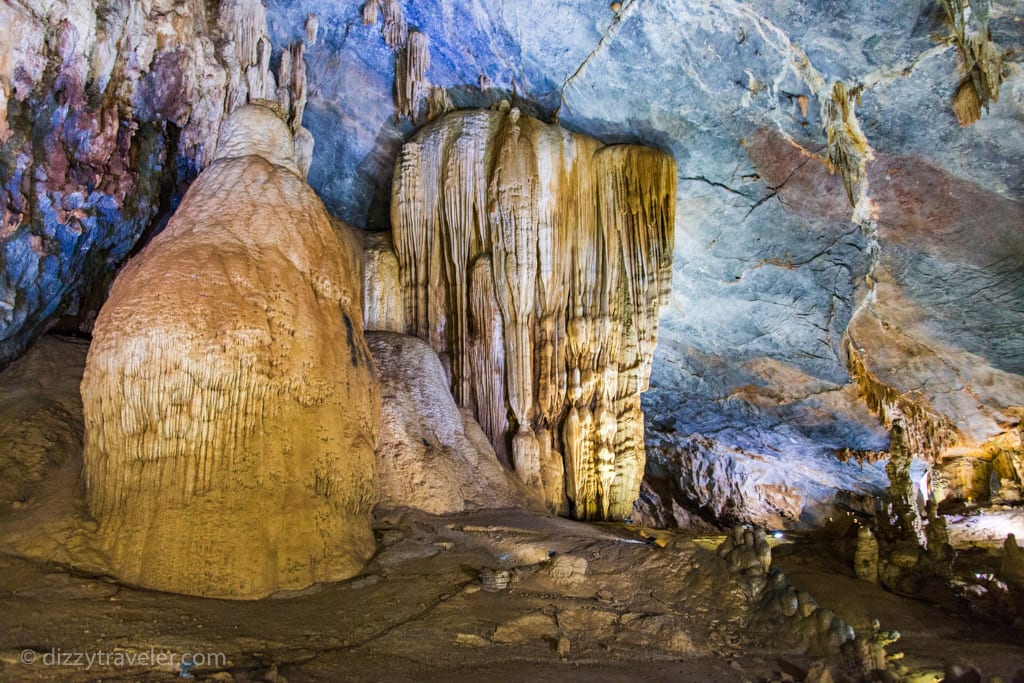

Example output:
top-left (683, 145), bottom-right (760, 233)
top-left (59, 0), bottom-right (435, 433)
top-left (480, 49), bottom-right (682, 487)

top-left (80, 103), bottom-right (380, 599)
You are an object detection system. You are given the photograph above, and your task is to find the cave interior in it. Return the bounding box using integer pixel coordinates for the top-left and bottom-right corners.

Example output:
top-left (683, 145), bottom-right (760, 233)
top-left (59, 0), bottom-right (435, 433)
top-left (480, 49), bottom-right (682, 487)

top-left (1, 0), bottom-right (1023, 681)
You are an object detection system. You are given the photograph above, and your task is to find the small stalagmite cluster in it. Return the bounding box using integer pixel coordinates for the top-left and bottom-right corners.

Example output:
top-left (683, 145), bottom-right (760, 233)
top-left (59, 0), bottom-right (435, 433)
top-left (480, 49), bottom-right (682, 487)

top-left (387, 108), bottom-right (675, 521)
top-left (81, 103), bottom-right (380, 599)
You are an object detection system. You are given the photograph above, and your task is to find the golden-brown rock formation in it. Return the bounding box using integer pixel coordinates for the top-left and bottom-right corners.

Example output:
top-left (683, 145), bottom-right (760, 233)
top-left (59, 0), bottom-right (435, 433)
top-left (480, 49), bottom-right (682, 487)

top-left (940, 0), bottom-right (1004, 126)
top-left (823, 81), bottom-right (871, 208)
top-left (391, 109), bottom-right (675, 520)
top-left (846, 341), bottom-right (958, 462)
top-left (81, 103), bottom-right (380, 599)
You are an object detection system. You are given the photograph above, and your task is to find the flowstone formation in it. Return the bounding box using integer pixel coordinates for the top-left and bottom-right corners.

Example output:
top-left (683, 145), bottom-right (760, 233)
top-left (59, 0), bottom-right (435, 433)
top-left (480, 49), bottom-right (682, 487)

top-left (389, 108), bottom-right (675, 521)
top-left (80, 103), bottom-right (379, 599)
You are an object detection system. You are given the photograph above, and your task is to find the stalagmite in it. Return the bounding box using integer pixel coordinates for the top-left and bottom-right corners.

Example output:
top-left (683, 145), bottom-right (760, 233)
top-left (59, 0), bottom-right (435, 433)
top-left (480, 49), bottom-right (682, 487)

top-left (885, 422), bottom-right (923, 542)
top-left (941, 0), bottom-right (1003, 126)
top-left (390, 109), bottom-right (676, 520)
top-left (855, 526), bottom-right (879, 583)
top-left (367, 332), bottom-right (541, 515)
top-left (81, 104), bottom-right (380, 599)
top-left (1001, 533), bottom-right (1024, 590)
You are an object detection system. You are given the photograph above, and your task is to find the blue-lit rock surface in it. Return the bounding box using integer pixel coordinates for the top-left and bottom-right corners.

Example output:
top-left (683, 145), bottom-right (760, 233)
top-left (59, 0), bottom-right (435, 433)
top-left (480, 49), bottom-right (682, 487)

top-left (2, 0), bottom-right (1022, 525)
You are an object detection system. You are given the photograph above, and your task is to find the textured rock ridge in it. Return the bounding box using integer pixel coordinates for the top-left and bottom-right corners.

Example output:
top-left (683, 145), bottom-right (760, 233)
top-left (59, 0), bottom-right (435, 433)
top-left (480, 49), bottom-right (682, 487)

top-left (81, 103), bottom-right (380, 599)
top-left (391, 108), bottom-right (675, 520)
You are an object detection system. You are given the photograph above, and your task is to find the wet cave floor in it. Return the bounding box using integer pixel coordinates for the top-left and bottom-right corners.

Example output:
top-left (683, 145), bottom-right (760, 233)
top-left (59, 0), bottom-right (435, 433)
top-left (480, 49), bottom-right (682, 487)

top-left (1, 507), bottom-right (1022, 683)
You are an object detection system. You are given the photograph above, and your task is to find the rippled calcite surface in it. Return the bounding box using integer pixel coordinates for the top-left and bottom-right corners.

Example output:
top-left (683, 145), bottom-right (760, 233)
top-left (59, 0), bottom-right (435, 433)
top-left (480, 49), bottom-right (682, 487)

top-left (81, 104), bottom-right (380, 599)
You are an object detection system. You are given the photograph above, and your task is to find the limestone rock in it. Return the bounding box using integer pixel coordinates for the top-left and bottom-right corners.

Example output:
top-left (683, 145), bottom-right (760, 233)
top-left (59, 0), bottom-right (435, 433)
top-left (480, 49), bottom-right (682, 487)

top-left (3, 0), bottom-right (1023, 536)
top-left (454, 633), bottom-right (490, 648)
top-left (391, 108), bottom-right (675, 521)
top-left (0, 0), bottom-right (315, 365)
top-left (854, 526), bottom-right (879, 584)
top-left (491, 612), bottom-right (559, 644)
top-left (367, 331), bottom-right (541, 515)
top-left (81, 104), bottom-right (380, 599)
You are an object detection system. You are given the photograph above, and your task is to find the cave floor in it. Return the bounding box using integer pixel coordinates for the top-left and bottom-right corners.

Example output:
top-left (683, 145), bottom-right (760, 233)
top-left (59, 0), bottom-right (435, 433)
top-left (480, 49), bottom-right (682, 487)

top-left (1, 507), bottom-right (1022, 682)
top-left (773, 534), bottom-right (1024, 680)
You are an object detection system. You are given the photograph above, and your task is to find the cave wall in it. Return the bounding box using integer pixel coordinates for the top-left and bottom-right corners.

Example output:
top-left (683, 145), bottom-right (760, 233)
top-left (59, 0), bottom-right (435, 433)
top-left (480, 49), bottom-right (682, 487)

top-left (0, 0), bottom-right (309, 366)
top-left (2, 0), bottom-right (1022, 526)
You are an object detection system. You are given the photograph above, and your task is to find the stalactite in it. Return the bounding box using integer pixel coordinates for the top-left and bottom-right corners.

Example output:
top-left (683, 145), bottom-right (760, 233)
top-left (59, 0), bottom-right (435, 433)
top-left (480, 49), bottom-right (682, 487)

top-left (229, 0), bottom-right (267, 69)
top-left (395, 30), bottom-right (430, 121)
top-left (362, 0), bottom-right (379, 26)
top-left (276, 45), bottom-right (292, 115)
top-left (305, 13), bottom-right (319, 46)
top-left (361, 0), bottom-right (431, 122)
top-left (390, 109), bottom-right (676, 520)
top-left (822, 81), bottom-right (871, 207)
top-left (245, 35), bottom-right (275, 101)
top-left (288, 42), bottom-right (307, 133)
top-left (221, 40), bottom-right (247, 116)
top-left (847, 341), bottom-right (958, 461)
top-left (380, 0), bottom-right (407, 48)
top-left (941, 0), bottom-right (1003, 126)
top-left (489, 109), bottom-right (542, 492)
top-left (469, 255), bottom-right (510, 467)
